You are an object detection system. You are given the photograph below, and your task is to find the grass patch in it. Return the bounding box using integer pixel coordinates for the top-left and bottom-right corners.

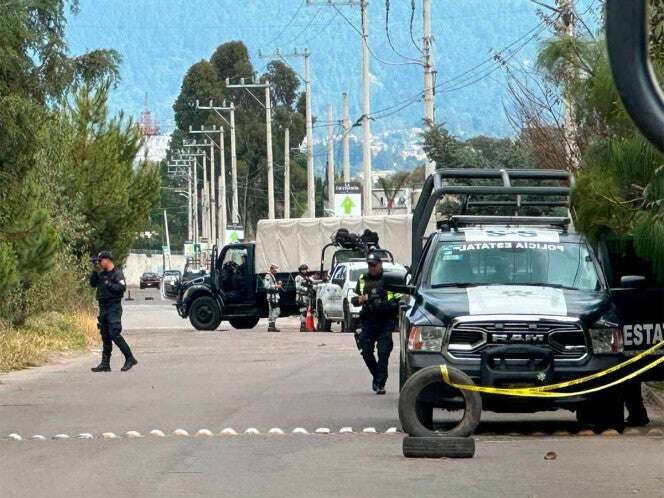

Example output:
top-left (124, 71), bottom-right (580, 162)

top-left (0, 310), bottom-right (98, 373)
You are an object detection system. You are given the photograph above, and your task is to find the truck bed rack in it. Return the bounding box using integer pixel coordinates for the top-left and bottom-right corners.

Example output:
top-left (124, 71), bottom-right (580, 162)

top-left (412, 168), bottom-right (575, 267)
top-left (440, 215), bottom-right (571, 231)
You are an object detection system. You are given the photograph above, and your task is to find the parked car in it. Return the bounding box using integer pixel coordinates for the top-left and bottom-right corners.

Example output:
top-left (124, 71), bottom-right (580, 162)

top-left (139, 272), bottom-right (161, 289)
top-left (162, 270), bottom-right (181, 297)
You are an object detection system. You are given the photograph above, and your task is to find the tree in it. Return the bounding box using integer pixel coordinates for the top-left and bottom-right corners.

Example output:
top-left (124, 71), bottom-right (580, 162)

top-left (514, 8), bottom-right (664, 281)
top-left (173, 61), bottom-right (225, 131)
top-left (65, 83), bottom-right (161, 263)
top-left (266, 60), bottom-right (299, 108)
top-left (0, 0), bottom-right (121, 320)
top-left (376, 172), bottom-right (411, 214)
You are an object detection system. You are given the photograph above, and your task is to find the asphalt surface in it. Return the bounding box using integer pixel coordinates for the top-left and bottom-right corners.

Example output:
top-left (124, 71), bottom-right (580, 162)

top-left (2, 288), bottom-right (664, 497)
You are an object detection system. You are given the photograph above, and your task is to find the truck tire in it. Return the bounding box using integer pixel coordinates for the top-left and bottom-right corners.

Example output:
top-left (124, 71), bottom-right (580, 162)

top-left (343, 301), bottom-right (356, 333)
top-left (189, 296), bottom-right (222, 331)
top-left (316, 301), bottom-right (332, 332)
top-left (399, 365), bottom-right (482, 438)
top-left (228, 317), bottom-right (260, 330)
top-left (402, 436), bottom-right (475, 459)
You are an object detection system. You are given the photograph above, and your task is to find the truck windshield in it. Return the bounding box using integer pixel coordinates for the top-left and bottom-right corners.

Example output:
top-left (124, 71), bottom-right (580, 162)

top-left (427, 241), bottom-right (601, 291)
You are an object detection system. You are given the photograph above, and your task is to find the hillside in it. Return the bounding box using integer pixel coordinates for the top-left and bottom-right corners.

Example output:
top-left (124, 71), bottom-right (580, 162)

top-left (65, 1), bottom-right (568, 141)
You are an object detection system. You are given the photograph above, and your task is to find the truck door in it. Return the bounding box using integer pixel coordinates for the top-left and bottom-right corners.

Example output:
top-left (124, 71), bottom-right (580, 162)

top-left (598, 237), bottom-right (664, 379)
top-left (327, 265), bottom-right (346, 318)
top-left (218, 245), bottom-right (253, 305)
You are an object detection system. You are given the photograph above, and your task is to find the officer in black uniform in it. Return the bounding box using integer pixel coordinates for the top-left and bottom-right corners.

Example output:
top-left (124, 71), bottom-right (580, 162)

top-left (89, 251), bottom-right (138, 372)
top-left (351, 253), bottom-right (401, 395)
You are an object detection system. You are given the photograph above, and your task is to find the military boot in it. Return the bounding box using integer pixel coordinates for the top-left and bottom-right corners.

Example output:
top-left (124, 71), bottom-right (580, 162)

top-left (120, 356), bottom-right (138, 372)
top-left (268, 322), bottom-right (280, 332)
top-left (91, 354), bottom-right (111, 372)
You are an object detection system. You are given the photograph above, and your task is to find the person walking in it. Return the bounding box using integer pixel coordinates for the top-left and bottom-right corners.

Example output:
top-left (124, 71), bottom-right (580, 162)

top-left (89, 251), bottom-right (137, 372)
top-left (263, 264), bottom-right (282, 332)
top-left (351, 253), bottom-right (401, 394)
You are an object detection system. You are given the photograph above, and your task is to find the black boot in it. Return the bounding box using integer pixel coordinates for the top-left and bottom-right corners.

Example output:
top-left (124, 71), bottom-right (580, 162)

top-left (91, 354), bottom-right (111, 372)
top-left (121, 356), bottom-right (138, 372)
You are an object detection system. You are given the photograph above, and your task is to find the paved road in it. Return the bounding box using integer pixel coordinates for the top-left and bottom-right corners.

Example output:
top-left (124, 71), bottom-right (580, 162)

top-left (2, 288), bottom-right (664, 497)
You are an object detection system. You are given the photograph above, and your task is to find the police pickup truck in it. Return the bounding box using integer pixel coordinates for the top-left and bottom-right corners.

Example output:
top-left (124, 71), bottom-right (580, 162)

top-left (390, 169), bottom-right (664, 431)
top-left (316, 259), bottom-right (406, 332)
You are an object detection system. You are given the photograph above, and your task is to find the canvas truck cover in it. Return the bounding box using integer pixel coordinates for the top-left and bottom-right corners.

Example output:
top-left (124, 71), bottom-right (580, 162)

top-left (254, 215), bottom-right (414, 273)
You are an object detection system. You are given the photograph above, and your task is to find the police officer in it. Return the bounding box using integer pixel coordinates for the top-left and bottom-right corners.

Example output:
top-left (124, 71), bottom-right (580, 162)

top-left (295, 264), bottom-right (317, 331)
top-left (351, 253), bottom-right (401, 395)
top-left (89, 251), bottom-right (138, 372)
top-left (263, 264), bottom-right (282, 332)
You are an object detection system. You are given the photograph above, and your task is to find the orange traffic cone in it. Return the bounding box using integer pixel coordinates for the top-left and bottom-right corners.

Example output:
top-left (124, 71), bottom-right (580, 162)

top-left (305, 306), bottom-right (316, 332)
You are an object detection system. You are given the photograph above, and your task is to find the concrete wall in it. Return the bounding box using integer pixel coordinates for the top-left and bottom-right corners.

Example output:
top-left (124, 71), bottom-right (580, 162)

top-left (123, 253), bottom-right (186, 287)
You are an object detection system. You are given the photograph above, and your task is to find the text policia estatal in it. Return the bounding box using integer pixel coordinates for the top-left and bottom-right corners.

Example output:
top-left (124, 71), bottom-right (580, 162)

top-left (456, 242), bottom-right (565, 252)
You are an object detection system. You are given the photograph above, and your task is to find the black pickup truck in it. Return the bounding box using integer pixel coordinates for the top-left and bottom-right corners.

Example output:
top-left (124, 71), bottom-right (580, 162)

top-left (174, 243), bottom-right (299, 330)
top-left (389, 169), bottom-right (664, 430)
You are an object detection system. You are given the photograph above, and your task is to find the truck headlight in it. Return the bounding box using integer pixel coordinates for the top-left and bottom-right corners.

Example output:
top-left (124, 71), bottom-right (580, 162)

top-left (408, 326), bottom-right (444, 352)
top-left (590, 323), bottom-right (623, 353)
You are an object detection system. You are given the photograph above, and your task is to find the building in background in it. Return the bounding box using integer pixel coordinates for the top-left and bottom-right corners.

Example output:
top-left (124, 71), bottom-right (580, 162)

top-left (136, 96), bottom-right (171, 164)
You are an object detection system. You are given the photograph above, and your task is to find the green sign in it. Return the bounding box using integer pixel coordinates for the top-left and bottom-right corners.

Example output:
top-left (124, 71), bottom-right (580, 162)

top-left (341, 196), bottom-right (356, 215)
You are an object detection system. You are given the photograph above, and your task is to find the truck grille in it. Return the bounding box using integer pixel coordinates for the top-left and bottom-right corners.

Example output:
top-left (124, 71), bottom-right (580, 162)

top-left (447, 320), bottom-right (587, 361)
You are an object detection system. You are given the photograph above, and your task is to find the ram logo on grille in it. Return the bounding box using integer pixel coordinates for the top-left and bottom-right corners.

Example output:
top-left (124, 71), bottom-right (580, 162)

top-left (490, 333), bottom-right (547, 345)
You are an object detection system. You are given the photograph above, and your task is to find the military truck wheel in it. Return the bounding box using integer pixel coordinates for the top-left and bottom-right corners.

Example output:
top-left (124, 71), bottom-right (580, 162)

top-left (229, 317), bottom-right (260, 330)
top-left (189, 296), bottom-right (222, 330)
top-left (399, 365), bottom-right (481, 438)
top-left (316, 301), bottom-right (332, 332)
top-left (402, 436), bottom-right (475, 459)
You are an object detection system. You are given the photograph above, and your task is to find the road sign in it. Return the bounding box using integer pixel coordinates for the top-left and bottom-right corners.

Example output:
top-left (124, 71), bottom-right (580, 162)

top-left (334, 183), bottom-right (362, 217)
top-left (225, 224), bottom-right (245, 244)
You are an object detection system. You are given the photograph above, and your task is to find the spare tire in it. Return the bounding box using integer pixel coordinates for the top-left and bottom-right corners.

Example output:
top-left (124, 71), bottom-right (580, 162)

top-left (399, 365), bottom-right (482, 438)
top-left (402, 436), bottom-right (475, 459)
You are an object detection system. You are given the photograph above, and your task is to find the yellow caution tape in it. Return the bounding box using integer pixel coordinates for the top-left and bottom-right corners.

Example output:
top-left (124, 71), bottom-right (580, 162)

top-left (439, 341), bottom-right (664, 398)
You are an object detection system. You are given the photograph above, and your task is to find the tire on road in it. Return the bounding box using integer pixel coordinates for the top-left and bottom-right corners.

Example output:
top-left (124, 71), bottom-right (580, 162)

top-left (399, 365), bottom-right (481, 438)
top-left (402, 436), bottom-right (475, 459)
top-left (189, 296), bottom-right (222, 331)
top-left (228, 317), bottom-right (260, 330)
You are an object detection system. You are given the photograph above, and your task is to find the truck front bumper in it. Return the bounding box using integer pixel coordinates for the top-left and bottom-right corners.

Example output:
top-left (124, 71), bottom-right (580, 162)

top-left (407, 350), bottom-right (629, 411)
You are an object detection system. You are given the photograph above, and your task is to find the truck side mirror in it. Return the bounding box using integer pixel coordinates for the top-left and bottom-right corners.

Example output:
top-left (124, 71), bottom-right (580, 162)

top-left (620, 275), bottom-right (647, 288)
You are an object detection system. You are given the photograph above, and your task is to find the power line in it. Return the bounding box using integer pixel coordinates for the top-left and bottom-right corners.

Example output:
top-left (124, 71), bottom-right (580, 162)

top-left (264, 0), bottom-right (306, 47)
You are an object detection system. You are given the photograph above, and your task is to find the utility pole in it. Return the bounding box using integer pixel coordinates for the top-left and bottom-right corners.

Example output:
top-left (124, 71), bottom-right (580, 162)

top-left (259, 48), bottom-right (315, 218)
top-left (166, 158), bottom-right (193, 242)
top-left (557, 0), bottom-right (581, 170)
top-left (307, 0), bottom-right (370, 214)
top-left (284, 127), bottom-right (291, 219)
top-left (342, 92), bottom-right (351, 183)
top-left (189, 126), bottom-right (221, 244)
top-left (180, 143), bottom-right (206, 244)
top-left (327, 104), bottom-right (336, 213)
top-left (163, 209), bottom-right (171, 270)
top-left (225, 77), bottom-right (275, 220)
top-left (196, 100), bottom-right (240, 224)
top-left (423, 0), bottom-right (436, 178)
top-left (218, 127), bottom-right (227, 245)
top-left (360, 0), bottom-right (372, 215)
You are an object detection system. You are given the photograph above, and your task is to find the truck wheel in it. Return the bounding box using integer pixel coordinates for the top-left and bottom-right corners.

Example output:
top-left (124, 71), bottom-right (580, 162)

top-left (316, 301), bottom-right (331, 332)
top-left (228, 317), bottom-right (260, 330)
top-left (399, 365), bottom-right (482, 438)
top-left (189, 296), bottom-right (222, 331)
top-left (343, 301), bottom-right (356, 333)
top-left (403, 436), bottom-right (475, 459)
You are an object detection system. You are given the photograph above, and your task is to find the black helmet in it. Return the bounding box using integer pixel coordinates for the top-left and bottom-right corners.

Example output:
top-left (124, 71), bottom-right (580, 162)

top-left (298, 264), bottom-right (309, 272)
top-left (367, 252), bottom-right (382, 265)
top-left (97, 250), bottom-right (113, 261)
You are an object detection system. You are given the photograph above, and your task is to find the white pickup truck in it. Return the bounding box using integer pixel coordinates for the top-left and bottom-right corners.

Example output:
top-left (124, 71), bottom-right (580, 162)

top-left (315, 261), bottom-right (406, 333)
